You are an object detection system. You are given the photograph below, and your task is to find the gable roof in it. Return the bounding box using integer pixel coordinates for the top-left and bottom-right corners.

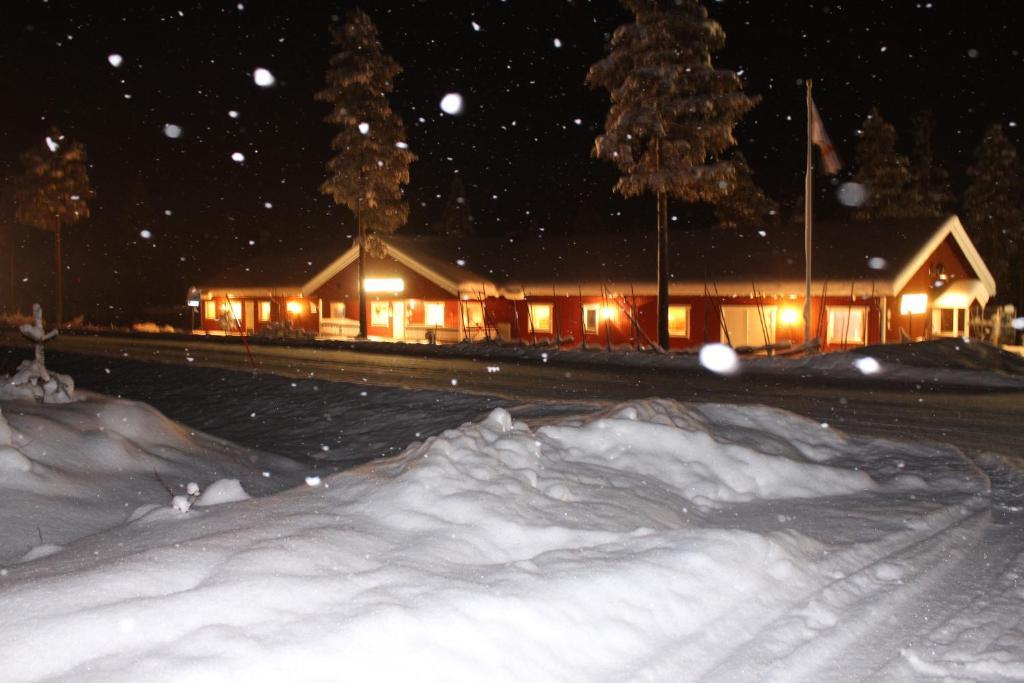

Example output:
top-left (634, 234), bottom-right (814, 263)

top-left (198, 215), bottom-right (995, 300)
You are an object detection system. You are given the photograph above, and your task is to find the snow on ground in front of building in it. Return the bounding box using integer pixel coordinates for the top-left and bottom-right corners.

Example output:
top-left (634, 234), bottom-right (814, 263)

top-left (0, 393), bottom-right (306, 564)
top-left (3, 395), bottom-right (1021, 682)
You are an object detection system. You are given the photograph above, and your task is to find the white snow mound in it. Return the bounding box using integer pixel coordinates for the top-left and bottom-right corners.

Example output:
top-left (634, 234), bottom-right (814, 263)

top-left (0, 398), bottom-right (923, 683)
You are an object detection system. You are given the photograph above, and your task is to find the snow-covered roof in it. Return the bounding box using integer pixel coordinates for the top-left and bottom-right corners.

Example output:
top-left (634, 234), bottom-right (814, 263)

top-left (198, 215), bottom-right (994, 300)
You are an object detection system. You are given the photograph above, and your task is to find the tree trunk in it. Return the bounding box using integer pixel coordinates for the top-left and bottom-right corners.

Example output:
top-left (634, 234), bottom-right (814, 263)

top-left (55, 219), bottom-right (63, 327)
top-left (657, 190), bottom-right (669, 349)
top-left (654, 137), bottom-right (669, 349)
top-left (356, 203), bottom-right (368, 340)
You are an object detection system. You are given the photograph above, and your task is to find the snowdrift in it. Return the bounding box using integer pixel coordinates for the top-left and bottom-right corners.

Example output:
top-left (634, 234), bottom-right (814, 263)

top-left (0, 397), bottom-right (992, 682)
top-left (0, 393), bottom-right (304, 564)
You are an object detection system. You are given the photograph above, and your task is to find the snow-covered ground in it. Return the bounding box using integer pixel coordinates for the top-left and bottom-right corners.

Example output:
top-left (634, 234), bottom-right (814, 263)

top-left (2, 390), bottom-right (1022, 681)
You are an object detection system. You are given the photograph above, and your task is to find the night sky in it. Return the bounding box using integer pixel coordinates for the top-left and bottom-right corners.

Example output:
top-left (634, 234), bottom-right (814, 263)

top-left (1, 0), bottom-right (1020, 324)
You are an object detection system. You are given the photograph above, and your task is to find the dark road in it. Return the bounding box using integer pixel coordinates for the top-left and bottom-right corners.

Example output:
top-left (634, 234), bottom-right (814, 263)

top-left (3, 331), bottom-right (1022, 458)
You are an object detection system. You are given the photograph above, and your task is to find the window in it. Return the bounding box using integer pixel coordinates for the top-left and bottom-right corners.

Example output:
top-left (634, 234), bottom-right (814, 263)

top-left (721, 305), bottom-right (776, 347)
top-left (328, 302), bottom-right (346, 319)
top-left (425, 302), bottom-right (445, 327)
top-left (371, 301), bottom-right (391, 326)
top-left (221, 300), bottom-right (242, 320)
top-left (668, 305), bottom-right (690, 338)
top-left (204, 301), bottom-right (217, 320)
top-left (582, 305), bottom-right (600, 334)
top-left (900, 293), bottom-right (928, 315)
top-left (309, 301), bottom-right (318, 315)
top-left (258, 301), bottom-right (271, 322)
top-left (528, 303), bottom-right (553, 333)
top-left (827, 306), bottom-right (866, 345)
top-left (462, 301), bottom-right (484, 328)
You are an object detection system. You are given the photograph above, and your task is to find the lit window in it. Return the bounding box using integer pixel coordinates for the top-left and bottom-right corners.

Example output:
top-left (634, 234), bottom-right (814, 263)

top-left (425, 302), bottom-right (445, 327)
top-left (827, 306), bottom-right (866, 345)
top-left (900, 293), bottom-right (928, 315)
top-left (204, 301), bottom-right (217, 320)
top-left (221, 300), bottom-right (242, 320)
top-left (329, 302), bottom-right (346, 319)
top-left (309, 301), bottom-right (318, 315)
top-left (668, 305), bottom-right (690, 338)
top-left (285, 300), bottom-right (303, 315)
top-left (529, 304), bottom-right (553, 333)
top-left (582, 305), bottom-right (600, 334)
top-left (371, 301), bottom-right (391, 326)
top-left (258, 301), bottom-right (271, 322)
top-left (462, 301), bottom-right (484, 328)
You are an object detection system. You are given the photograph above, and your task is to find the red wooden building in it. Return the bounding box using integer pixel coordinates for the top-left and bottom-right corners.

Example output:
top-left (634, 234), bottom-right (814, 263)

top-left (195, 215), bottom-right (995, 352)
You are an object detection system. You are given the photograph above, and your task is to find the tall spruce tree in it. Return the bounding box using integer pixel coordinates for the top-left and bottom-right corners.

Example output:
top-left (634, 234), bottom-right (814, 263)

top-left (963, 124), bottom-right (1024, 305)
top-left (852, 108), bottom-right (913, 221)
top-left (588, 0), bottom-right (758, 348)
top-left (316, 9), bottom-right (416, 339)
top-left (906, 110), bottom-right (954, 217)
top-left (14, 128), bottom-right (93, 326)
top-left (713, 151), bottom-right (778, 229)
top-left (435, 175), bottom-right (474, 238)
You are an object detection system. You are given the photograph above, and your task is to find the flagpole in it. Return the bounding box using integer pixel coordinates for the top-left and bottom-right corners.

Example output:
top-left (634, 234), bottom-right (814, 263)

top-left (804, 79), bottom-right (814, 347)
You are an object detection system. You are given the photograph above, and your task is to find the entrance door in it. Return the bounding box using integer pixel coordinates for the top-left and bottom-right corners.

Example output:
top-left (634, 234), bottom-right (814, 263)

top-left (392, 301), bottom-right (405, 341)
top-left (244, 301), bottom-right (255, 333)
top-left (721, 305), bottom-right (776, 347)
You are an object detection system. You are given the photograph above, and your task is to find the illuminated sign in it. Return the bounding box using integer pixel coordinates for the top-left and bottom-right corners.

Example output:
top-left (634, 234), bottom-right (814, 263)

top-left (900, 293), bottom-right (928, 315)
top-left (186, 286), bottom-right (201, 308)
top-left (364, 278), bottom-right (405, 293)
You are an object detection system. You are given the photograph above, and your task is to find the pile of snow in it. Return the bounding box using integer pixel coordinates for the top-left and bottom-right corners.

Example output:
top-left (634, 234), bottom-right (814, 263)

top-left (0, 393), bottom-right (304, 563)
top-left (1, 397), bottom-right (1003, 681)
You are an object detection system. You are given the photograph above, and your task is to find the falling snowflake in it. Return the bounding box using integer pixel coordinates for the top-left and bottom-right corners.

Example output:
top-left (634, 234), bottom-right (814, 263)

top-left (231, 152), bottom-right (245, 163)
top-left (139, 229), bottom-right (152, 239)
top-left (699, 344), bottom-right (739, 376)
top-left (163, 123), bottom-right (183, 139)
top-left (107, 53), bottom-right (123, 67)
top-left (440, 93), bottom-right (464, 115)
top-left (253, 67), bottom-right (276, 87)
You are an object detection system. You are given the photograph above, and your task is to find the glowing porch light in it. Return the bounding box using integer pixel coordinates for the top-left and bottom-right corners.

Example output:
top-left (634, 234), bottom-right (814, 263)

top-left (600, 305), bottom-right (617, 321)
top-left (900, 293), bottom-right (928, 315)
top-left (779, 306), bottom-right (800, 325)
top-left (364, 278), bottom-right (404, 293)
top-left (285, 300), bottom-right (304, 315)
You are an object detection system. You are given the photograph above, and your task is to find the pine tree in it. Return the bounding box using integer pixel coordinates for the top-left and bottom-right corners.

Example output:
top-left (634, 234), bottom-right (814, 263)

top-left (906, 110), bottom-right (954, 218)
top-left (587, 0), bottom-right (758, 348)
top-left (435, 175), bottom-right (474, 238)
top-left (713, 151), bottom-right (778, 229)
top-left (852, 108), bottom-right (913, 221)
top-left (316, 9), bottom-right (416, 339)
top-left (963, 124), bottom-right (1024, 305)
top-left (14, 129), bottom-right (93, 326)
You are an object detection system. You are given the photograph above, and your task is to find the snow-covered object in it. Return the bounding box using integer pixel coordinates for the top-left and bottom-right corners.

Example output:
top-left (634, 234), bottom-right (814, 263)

top-left (0, 398), bottom-right (1003, 682)
top-left (0, 393), bottom-right (303, 562)
top-left (194, 478), bottom-right (250, 506)
top-left (3, 303), bottom-right (75, 403)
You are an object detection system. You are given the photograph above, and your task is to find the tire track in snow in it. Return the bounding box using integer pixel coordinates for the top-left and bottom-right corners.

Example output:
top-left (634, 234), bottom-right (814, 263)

top-left (699, 506), bottom-right (997, 682)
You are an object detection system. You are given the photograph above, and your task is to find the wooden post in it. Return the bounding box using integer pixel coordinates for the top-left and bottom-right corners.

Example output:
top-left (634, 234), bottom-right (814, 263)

top-left (551, 284), bottom-right (561, 346)
top-left (356, 202), bottom-right (367, 340)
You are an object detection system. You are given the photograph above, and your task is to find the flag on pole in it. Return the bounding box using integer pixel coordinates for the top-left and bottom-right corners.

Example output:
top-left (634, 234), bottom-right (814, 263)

top-left (809, 98), bottom-right (843, 175)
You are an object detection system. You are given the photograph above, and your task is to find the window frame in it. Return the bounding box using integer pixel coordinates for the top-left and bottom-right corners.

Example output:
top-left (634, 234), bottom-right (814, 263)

top-left (370, 301), bottom-right (391, 327)
top-left (667, 304), bottom-right (691, 338)
top-left (327, 301), bottom-right (346, 320)
top-left (528, 303), bottom-right (553, 334)
top-left (826, 305), bottom-right (867, 345)
top-left (581, 304), bottom-right (600, 335)
top-left (424, 301), bottom-right (446, 327)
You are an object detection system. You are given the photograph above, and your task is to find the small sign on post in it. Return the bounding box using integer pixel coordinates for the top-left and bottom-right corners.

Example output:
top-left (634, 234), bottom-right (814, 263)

top-left (186, 287), bottom-right (201, 308)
